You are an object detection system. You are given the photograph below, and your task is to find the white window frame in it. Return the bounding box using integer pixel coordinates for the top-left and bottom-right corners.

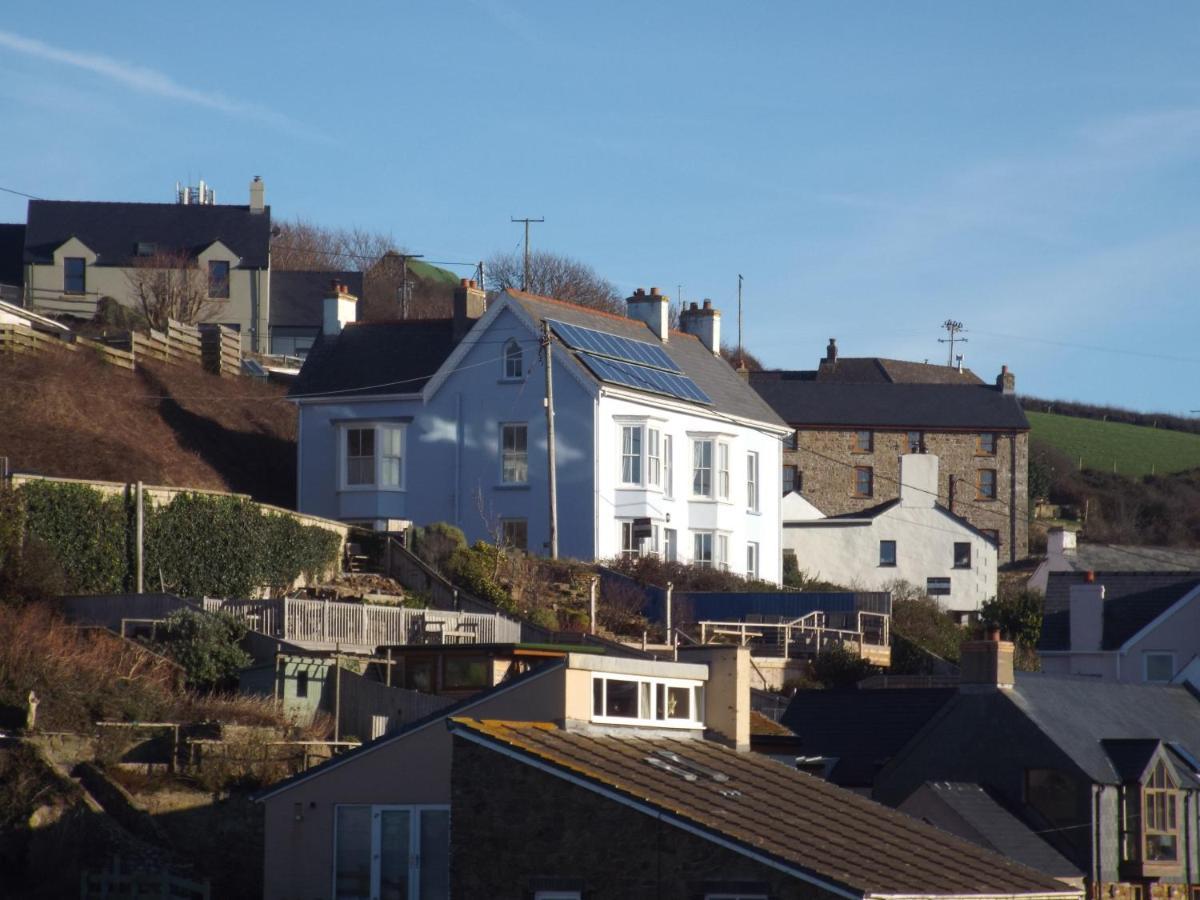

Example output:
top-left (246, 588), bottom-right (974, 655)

top-left (500, 422), bottom-right (529, 485)
top-left (590, 673), bottom-right (705, 728)
top-left (717, 533), bottom-right (729, 571)
top-left (620, 424), bottom-right (643, 486)
top-left (663, 434), bottom-right (674, 498)
top-left (1144, 652), bottom-right (1176, 684)
top-left (664, 527), bottom-right (678, 562)
top-left (332, 803), bottom-right (449, 900)
top-left (746, 541), bottom-right (759, 579)
top-left (647, 427), bottom-right (661, 487)
top-left (746, 451), bottom-right (759, 512)
top-left (338, 423), bottom-right (406, 492)
top-left (692, 438), bottom-right (713, 498)
top-left (502, 338), bottom-right (523, 379)
top-left (718, 441), bottom-right (731, 500)
top-left (620, 521), bottom-right (638, 559)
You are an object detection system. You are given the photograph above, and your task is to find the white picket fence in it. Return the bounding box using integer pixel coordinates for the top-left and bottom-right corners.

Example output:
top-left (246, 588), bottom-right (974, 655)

top-left (202, 596), bottom-right (521, 649)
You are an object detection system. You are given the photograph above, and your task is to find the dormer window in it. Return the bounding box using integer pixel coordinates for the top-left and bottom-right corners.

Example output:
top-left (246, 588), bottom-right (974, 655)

top-left (136, 241), bottom-right (157, 257)
top-left (1143, 760), bottom-right (1180, 863)
top-left (590, 674), bottom-right (704, 729)
top-left (503, 339), bottom-right (523, 379)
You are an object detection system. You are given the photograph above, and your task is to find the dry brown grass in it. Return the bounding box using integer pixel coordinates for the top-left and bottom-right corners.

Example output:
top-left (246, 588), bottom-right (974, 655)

top-left (0, 351), bottom-right (296, 506)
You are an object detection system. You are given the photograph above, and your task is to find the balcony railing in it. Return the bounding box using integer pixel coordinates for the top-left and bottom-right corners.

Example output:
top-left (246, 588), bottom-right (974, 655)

top-left (697, 611), bottom-right (890, 664)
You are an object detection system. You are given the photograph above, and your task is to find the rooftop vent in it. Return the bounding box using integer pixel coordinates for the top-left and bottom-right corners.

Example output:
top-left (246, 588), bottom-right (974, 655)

top-left (645, 749), bottom-right (731, 783)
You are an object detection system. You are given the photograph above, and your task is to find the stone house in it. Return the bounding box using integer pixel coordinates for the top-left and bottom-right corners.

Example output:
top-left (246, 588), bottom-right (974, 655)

top-left (750, 340), bottom-right (1030, 562)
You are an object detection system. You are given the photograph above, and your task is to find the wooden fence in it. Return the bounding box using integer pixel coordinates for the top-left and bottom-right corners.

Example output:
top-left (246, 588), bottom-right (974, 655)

top-left (202, 596), bottom-right (522, 649)
top-left (81, 858), bottom-right (209, 900)
top-left (337, 669), bottom-right (455, 741)
top-left (0, 313), bottom-right (238, 376)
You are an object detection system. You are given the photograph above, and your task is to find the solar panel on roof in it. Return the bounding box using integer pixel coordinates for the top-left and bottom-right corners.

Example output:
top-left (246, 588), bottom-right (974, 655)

top-left (578, 352), bottom-right (712, 405)
top-left (548, 319), bottom-right (681, 373)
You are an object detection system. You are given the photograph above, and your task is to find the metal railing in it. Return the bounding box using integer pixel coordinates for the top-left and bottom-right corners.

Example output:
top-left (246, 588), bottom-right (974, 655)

top-left (697, 611), bottom-right (890, 659)
top-left (202, 596), bottom-right (521, 648)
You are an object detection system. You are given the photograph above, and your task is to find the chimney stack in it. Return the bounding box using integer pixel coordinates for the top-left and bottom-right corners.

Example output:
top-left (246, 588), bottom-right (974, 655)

top-left (899, 454), bottom-right (938, 509)
top-left (625, 287), bottom-right (669, 342)
top-left (678, 644), bottom-right (750, 750)
top-left (679, 299), bottom-right (721, 356)
top-left (959, 634), bottom-right (1015, 691)
top-left (996, 365), bottom-right (1015, 395)
top-left (323, 280), bottom-right (358, 337)
top-left (1069, 582), bottom-right (1105, 653)
top-left (825, 338), bottom-right (838, 363)
top-left (453, 278), bottom-right (486, 341)
top-left (249, 176), bottom-right (265, 214)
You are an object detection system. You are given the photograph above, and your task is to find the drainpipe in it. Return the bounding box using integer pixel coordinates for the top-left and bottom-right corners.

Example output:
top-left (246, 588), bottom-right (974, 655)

top-left (1185, 791), bottom-right (1193, 893)
top-left (1092, 784), bottom-right (1101, 896)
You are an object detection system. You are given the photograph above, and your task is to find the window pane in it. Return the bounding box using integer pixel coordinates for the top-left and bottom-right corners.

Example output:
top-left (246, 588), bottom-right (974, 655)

top-left (907, 431), bottom-right (922, 453)
top-left (879, 540), bottom-right (896, 566)
top-left (419, 809), bottom-right (450, 899)
top-left (64, 257), bottom-right (85, 293)
top-left (334, 806), bottom-right (372, 900)
top-left (208, 260), bottom-right (230, 299)
top-left (443, 658), bottom-right (489, 689)
top-left (666, 686), bottom-right (691, 720)
top-left (605, 679), bottom-right (639, 717)
top-left (593, 677), bottom-right (603, 716)
top-left (504, 340), bottom-right (522, 378)
top-left (379, 809), bottom-right (410, 900)
top-left (954, 543), bottom-right (971, 568)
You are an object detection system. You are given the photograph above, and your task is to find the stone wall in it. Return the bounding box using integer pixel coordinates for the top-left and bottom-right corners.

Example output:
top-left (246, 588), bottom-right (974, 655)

top-left (450, 735), bottom-right (835, 899)
top-left (786, 429), bottom-right (1028, 562)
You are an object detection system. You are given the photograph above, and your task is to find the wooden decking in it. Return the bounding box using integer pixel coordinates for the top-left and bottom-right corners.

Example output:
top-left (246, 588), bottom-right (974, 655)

top-left (697, 611), bottom-right (892, 667)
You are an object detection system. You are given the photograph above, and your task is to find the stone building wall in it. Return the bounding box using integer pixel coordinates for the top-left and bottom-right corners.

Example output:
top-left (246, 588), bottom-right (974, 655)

top-left (785, 428), bottom-right (1028, 562)
top-left (450, 736), bottom-right (836, 900)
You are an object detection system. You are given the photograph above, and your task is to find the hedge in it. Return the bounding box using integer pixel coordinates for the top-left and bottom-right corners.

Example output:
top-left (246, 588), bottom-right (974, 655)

top-left (14, 482), bottom-right (342, 598)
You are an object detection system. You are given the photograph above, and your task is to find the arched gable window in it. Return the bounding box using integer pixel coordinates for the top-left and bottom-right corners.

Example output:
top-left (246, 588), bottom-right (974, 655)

top-left (503, 339), bottom-right (523, 379)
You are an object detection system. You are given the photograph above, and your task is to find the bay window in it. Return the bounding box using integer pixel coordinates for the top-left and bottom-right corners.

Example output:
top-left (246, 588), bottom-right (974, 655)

top-left (663, 435), bottom-right (674, 498)
top-left (693, 531), bottom-right (713, 567)
top-left (647, 428), bottom-right (661, 486)
top-left (693, 439), bottom-right (713, 498)
top-left (718, 442), bottom-right (730, 499)
top-left (340, 423), bottom-right (405, 490)
top-left (747, 451), bottom-right (759, 512)
top-left (621, 425), bottom-right (642, 484)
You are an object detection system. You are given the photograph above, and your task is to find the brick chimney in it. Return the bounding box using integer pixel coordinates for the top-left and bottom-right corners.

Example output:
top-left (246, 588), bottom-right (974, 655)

top-left (679, 300), bottom-right (721, 356)
top-left (678, 644), bottom-right (750, 750)
top-left (959, 632), bottom-right (1015, 691)
top-left (453, 278), bottom-right (486, 341)
top-left (249, 175), bottom-right (265, 214)
top-left (625, 287), bottom-right (669, 342)
top-left (825, 337), bottom-right (838, 363)
top-left (996, 365), bottom-right (1015, 395)
top-left (323, 280), bottom-right (357, 336)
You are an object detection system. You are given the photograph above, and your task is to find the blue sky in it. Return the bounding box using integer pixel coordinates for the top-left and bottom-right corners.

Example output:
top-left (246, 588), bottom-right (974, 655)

top-left (2, 2), bottom-right (1197, 412)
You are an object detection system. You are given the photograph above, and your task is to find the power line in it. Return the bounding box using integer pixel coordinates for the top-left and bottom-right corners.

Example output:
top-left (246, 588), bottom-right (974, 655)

top-left (938, 319), bottom-right (967, 367)
top-left (0, 185), bottom-right (41, 200)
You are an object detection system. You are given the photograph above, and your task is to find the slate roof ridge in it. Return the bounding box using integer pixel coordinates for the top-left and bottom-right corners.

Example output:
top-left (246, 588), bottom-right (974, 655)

top-left (507, 288), bottom-right (696, 339)
top-left (29, 198), bottom-right (258, 211)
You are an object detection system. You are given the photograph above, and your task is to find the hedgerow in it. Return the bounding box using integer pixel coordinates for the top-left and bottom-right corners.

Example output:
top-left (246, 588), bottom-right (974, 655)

top-left (12, 482), bottom-right (341, 598)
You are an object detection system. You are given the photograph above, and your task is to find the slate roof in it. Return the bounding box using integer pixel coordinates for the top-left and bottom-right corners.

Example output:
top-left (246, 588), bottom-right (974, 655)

top-left (749, 372), bottom-right (1029, 430)
top-left (0, 223), bottom-right (25, 286)
top-left (780, 688), bottom-right (957, 787)
top-left (508, 291), bottom-right (786, 428)
top-left (1039, 571), bottom-right (1200, 651)
top-left (793, 497), bottom-right (1000, 545)
top-left (270, 270), bottom-right (363, 328)
top-left (813, 357), bottom-right (985, 385)
top-left (451, 718), bottom-right (1076, 899)
top-left (1052, 543), bottom-right (1200, 574)
top-left (1099, 739), bottom-right (1161, 783)
top-left (24, 200), bottom-right (271, 269)
top-left (916, 782), bottom-right (1082, 879)
top-left (290, 319), bottom-right (458, 397)
top-left (1008, 675), bottom-right (1200, 785)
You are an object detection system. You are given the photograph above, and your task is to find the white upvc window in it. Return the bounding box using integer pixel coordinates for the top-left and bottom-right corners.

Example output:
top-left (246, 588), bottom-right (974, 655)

top-left (693, 530), bottom-right (713, 568)
top-left (692, 439), bottom-right (713, 498)
top-left (333, 804), bottom-right (448, 900)
top-left (340, 423), bottom-right (405, 491)
top-left (647, 427), bottom-right (661, 487)
top-left (620, 521), bottom-right (638, 559)
top-left (621, 424), bottom-right (643, 485)
top-left (501, 423), bottom-right (528, 484)
top-left (747, 541), bottom-right (759, 579)
top-left (746, 451), bottom-right (759, 512)
top-left (663, 434), bottom-right (674, 498)
top-left (591, 673), bottom-right (705, 728)
top-left (718, 442), bottom-right (731, 500)
top-left (664, 528), bottom-right (678, 562)
top-left (502, 338), bottom-right (523, 379)
top-left (717, 533), bottom-right (729, 571)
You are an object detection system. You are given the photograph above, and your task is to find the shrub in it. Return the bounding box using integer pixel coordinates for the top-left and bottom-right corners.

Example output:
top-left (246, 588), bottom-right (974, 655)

top-left (445, 542), bottom-right (511, 609)
top-left (810, 643), bottom-right (877, 688)
top-left (981, 589), bottom-right (1043, 647)
top-left (19, 481), bottom-right (127, 593)
top-left (145, 494), bottom-right (265, 598)
top-left (890, 590), bottom-right (966, 669)
top-left (156, 608), bottom-right (251, 691)
top-left (412, 522), bottom-right (467, 571)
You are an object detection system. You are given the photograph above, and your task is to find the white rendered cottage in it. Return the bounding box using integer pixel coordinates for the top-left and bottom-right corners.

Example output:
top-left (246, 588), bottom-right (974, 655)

top-left (292, 283), bottom-right (789, 580)
top-left (782, 454), bottom-right (999, 617)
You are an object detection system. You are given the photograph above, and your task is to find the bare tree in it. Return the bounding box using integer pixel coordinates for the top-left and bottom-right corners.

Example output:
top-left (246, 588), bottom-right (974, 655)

top-left (270, 218), bottom-right (399, 273)
top-left (125, 250), bottom-right (215, 329)
top-left (485, 249), bottom-right (624, 314)
top-left (719, 343), bottom-right (766, 371)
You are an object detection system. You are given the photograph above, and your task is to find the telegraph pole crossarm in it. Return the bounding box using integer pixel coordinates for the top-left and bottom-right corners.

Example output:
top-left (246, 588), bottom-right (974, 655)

top-left (511, 217), bottom-right (544, 291)
top-left (938, 319), bottom-right (968, 367)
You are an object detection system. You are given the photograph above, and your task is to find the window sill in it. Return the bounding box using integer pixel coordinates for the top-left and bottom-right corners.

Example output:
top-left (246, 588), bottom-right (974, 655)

top-left (337, 486), bottom-right (405, 493)
top-left (495, 483), bottom-right (530, 491)
top-left (746, 509), bottom-right (762, 516)
top-left (952, 564), bottom-right (971, 570)
top-left (879, 563), bottom-right (897, 568)
top-left (497, 377), bottom-right (524, 385)
top-left (975, 496), bottom-right (998, 502)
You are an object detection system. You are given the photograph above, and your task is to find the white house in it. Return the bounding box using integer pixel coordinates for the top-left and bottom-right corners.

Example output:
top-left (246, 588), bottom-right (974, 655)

top-left (782, 454), bottom-right (998, 617)
top-left (292, 283), bottom-right (789, 581)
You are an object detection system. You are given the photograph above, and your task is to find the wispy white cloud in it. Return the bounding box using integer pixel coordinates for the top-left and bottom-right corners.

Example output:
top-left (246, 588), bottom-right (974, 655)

top-left (0, 29), bottom-right (308, 135)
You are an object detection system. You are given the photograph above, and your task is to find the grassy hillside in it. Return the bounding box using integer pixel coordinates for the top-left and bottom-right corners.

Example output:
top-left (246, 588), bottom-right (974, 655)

top-left (1027, 411), bottom-right (1200, 478)
top-left (0, 351), bottom-right (296, 507)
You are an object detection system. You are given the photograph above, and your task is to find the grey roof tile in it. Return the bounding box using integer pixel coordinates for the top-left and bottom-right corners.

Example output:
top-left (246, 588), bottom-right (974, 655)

top-left (291, 319), bottom-right (457, 397)
top-left (270, 270), bottom-right (363, 328)
top-left (1039, 571), bottom-right (1200, 651)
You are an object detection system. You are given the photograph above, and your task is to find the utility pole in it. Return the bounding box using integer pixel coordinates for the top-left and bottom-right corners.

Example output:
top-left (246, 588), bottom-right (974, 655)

top-left (396, 253), bottom-right (423, 318)
top-left (511, 217), bottom-right (543, 290)
top-left (938, 319), bottom-right (967, 366)
top-left (737, 274), bottom-right (744, 368)
top-left (541, 321), bottom-right (559, 558)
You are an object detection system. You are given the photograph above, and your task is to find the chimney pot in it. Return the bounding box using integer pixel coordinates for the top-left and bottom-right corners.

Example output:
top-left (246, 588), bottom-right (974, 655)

top-left (702, 299), bottom-right (712, 310)
top-left (625, 286), bottom-right (669, 341)
top-left (689, 302), bottom-right (698, 311)
top-left (649, 286), bottom-right (659, 296)
top-left (825, 338), bottom-right (838, 363)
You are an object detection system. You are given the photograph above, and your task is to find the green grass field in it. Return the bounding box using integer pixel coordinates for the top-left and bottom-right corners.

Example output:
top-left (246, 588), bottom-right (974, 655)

top-left (1027, 411), bottom-right (1200, 478)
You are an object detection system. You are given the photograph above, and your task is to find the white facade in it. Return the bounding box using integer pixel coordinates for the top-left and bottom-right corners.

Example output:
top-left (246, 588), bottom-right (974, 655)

top-left (782, 454), bottom-right (998, 615)
top-left (297, 291), bottom-right (786, 581)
